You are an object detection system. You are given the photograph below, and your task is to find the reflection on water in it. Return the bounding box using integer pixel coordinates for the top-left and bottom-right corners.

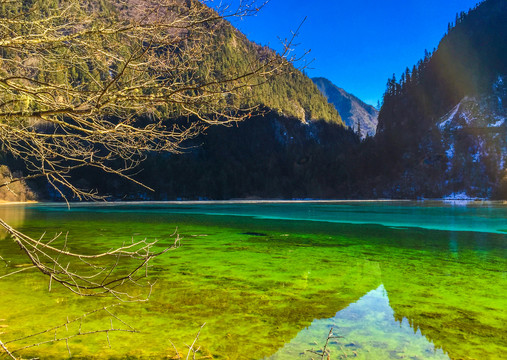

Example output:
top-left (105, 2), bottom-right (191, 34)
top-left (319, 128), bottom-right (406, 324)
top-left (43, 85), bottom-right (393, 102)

top-left (0, 202), bottom-right (505, 359)
top-left (0, 205), bottom-right (26, 237)
top-left (268, 285), bottom-right (449, 360)
top-left (381, 241), bottom-right (507, 360)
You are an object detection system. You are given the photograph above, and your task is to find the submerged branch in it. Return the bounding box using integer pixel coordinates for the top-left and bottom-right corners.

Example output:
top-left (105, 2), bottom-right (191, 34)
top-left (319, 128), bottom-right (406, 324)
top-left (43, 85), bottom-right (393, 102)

top-left (2, 304), bottom-right (139, 358)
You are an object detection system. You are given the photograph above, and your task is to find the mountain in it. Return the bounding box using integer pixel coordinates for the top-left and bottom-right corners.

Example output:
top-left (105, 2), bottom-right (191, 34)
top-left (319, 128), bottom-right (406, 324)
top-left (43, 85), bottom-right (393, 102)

top-left (0, 0), bottom-right (351, 202)
top-left (312, 77), bottom-right (378, 138)
top-left (437, 80), bottom-right (506, 199)
top-left (206, 25), bottom-right (344, 124)
top-left (117, 0), bottom-right (344, 124)
top-left (5, 0), bottom-right (504, 201)
top-left (0, 0), bottom-right (356, 202)
top-left (356, 0), bottom-right (507, 199)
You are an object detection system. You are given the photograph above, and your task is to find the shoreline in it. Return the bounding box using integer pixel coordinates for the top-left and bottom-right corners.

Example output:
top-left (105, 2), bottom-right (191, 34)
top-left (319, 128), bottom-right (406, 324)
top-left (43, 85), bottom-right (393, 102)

top-left (0, 200), bottom-right (38, 205)
top-left (0, 199), bottom-right (505, 206)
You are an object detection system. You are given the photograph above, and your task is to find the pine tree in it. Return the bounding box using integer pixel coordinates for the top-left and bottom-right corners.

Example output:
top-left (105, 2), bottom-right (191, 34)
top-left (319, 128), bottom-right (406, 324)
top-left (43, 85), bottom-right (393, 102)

top-left (404, 67), bottom-right (411, 86)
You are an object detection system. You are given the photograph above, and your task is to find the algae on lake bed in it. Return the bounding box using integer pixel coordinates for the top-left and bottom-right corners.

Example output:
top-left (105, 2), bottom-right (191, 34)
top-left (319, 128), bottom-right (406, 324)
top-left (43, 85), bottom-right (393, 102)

top-left (0, 202), bottom-right (505, 359)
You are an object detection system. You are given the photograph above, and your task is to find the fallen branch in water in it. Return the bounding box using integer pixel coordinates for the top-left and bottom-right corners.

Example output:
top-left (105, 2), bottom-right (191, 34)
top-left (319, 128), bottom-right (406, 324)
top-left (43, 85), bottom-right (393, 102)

top-left (0, 339), bottom-right (16, 360)
top-left (169, 323), bottom-right (207, 360)
top-left (305, 328), bottom-right (344, 360)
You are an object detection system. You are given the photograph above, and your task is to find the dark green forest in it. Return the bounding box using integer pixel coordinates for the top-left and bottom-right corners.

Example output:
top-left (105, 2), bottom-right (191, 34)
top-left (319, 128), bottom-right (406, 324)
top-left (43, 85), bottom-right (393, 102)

top-left (62, 112), bottom-right (358, 200)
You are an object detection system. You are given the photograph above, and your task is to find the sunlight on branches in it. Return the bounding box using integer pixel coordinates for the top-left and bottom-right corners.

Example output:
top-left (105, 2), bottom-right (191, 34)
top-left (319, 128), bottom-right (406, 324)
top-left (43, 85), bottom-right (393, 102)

top-left (0, 0), bottom-right (295, 201)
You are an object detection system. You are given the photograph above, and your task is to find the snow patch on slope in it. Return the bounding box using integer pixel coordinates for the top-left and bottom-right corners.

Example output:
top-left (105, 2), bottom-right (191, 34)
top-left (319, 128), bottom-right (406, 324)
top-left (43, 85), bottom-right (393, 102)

top-left (439, 103), bottom-right (461, 129)
top-left (445, 143), bottom-right (455, 160)
top-left (442, 192), bottom-right (484, 204)
top-left (436, 77), bottom-right (507, 198)
top-left (488, 117), bottom-right (505, 127)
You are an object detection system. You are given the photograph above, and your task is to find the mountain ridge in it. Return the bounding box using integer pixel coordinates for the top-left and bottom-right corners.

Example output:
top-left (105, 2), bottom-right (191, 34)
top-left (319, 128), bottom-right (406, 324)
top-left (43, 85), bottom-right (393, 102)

top-left (312, 77), bottom-right (378, 138)
top-left (0, 0), bottom-right (348, 201)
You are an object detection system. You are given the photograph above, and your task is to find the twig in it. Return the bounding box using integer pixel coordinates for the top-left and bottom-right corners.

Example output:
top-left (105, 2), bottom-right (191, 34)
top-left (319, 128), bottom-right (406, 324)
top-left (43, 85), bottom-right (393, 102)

top-left (5, 304), bottom-right (124, 345)
top-left (0, 339), bottom-right (17, 360)
top-left (0, 266), bottom-right (36, 279)
top-left (305, 328), bottom-right (343, 360)
top-left (186, 323), bottom-right (206, 360)
top-left (169, 339), bottom-right (181, 360)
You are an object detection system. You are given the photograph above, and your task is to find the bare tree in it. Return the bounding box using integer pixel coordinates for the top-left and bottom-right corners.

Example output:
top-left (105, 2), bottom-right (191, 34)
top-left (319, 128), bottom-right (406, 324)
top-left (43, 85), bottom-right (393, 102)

top-left (0, 0), bottom-right (297, 358)
top-left (0, 0), bottom-right (296, 292)
top-left (0, 0), bottom-right (292, 201)
top-left (0, 0), bottom-right (294, 288)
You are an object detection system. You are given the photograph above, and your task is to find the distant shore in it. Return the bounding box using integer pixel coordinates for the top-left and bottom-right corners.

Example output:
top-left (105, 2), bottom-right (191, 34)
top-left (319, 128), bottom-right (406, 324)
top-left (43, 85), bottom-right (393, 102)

top-left (0, 200), bottom-right (37, 205)
top-left (0, 199), bottom-right (504, 206)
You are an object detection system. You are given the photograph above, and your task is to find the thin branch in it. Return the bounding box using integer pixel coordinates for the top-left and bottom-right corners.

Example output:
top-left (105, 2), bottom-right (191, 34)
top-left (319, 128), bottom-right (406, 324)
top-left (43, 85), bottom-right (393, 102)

top-left (0, 218), bottom-right (180, 300)
top-left (185, 323), bottom-right (206, 360)
top-left (0, 265), bottom-right (36, 280)
top-left (0, 339), bottom-right (17, 360)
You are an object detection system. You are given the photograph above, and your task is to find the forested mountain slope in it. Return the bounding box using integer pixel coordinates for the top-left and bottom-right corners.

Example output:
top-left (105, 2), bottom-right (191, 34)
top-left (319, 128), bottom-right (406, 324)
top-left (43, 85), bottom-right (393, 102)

top-left (355, 0), bottom-right (507, 199)
top-left (3, 0), bottom-right (503, 201)
top-left (0, 0), bottom-right (349, 201)
top-left (199, 25), bottom-right (343, 124)
top-left (74, 111), bottom-right (359, 200)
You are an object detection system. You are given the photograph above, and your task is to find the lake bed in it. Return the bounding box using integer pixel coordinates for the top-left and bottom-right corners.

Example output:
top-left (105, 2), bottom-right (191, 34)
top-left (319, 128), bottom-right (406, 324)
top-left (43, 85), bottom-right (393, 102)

top-left (0, 201), bottom-right (505, 359)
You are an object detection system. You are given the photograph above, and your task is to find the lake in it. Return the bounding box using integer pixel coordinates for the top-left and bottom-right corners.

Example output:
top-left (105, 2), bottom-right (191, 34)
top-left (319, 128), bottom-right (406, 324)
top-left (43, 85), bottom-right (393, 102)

top-left (0, 201), bottom-right (505, 359)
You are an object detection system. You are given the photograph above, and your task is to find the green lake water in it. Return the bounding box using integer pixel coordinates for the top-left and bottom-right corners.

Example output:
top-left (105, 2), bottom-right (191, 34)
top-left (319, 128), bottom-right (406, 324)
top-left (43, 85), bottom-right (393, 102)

top-left (0, 201), bottom-right (505, 359)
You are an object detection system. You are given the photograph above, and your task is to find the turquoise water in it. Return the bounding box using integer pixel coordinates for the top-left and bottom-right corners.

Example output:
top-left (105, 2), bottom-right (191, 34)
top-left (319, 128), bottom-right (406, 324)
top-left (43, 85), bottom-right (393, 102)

top-left (26, 200), bottom-right (507, 233)
top-left (0, 201), bottom-right (505, 359)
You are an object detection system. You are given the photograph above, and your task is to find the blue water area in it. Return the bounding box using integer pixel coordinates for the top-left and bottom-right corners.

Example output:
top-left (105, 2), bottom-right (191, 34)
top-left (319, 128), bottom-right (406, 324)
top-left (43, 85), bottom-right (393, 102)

top-left (26, 200), bottom-right (507, 234)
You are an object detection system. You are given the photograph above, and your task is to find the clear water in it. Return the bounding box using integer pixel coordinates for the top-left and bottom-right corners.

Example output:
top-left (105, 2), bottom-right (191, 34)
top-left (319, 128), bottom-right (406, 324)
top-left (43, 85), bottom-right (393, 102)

top-left (0, 201), bottom-right (505, 359)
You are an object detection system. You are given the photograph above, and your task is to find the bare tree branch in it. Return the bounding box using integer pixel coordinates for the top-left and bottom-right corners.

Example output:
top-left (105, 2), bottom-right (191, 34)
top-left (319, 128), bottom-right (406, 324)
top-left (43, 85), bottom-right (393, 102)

top-left (0, 218), bottom-right (180, 300)
top-left (0, 340), bottom-right (17, 360)
top-left (0, 1), bottom-right (298, 358)
top-left (1, 303), bottom-right (139, 359)
top-left (0, 0), bottom-right (296, 201)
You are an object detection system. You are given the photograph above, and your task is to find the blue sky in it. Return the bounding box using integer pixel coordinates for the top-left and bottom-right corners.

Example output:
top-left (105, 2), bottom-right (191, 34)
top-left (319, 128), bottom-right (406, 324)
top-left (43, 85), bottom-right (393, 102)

top-left (228, 0), bottom-right (481, 106)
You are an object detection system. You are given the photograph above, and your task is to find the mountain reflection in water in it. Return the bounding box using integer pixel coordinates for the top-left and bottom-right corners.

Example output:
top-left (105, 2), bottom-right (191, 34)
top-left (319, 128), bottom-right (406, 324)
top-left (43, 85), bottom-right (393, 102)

top-left (268, 285), bottom-right (449, 360)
